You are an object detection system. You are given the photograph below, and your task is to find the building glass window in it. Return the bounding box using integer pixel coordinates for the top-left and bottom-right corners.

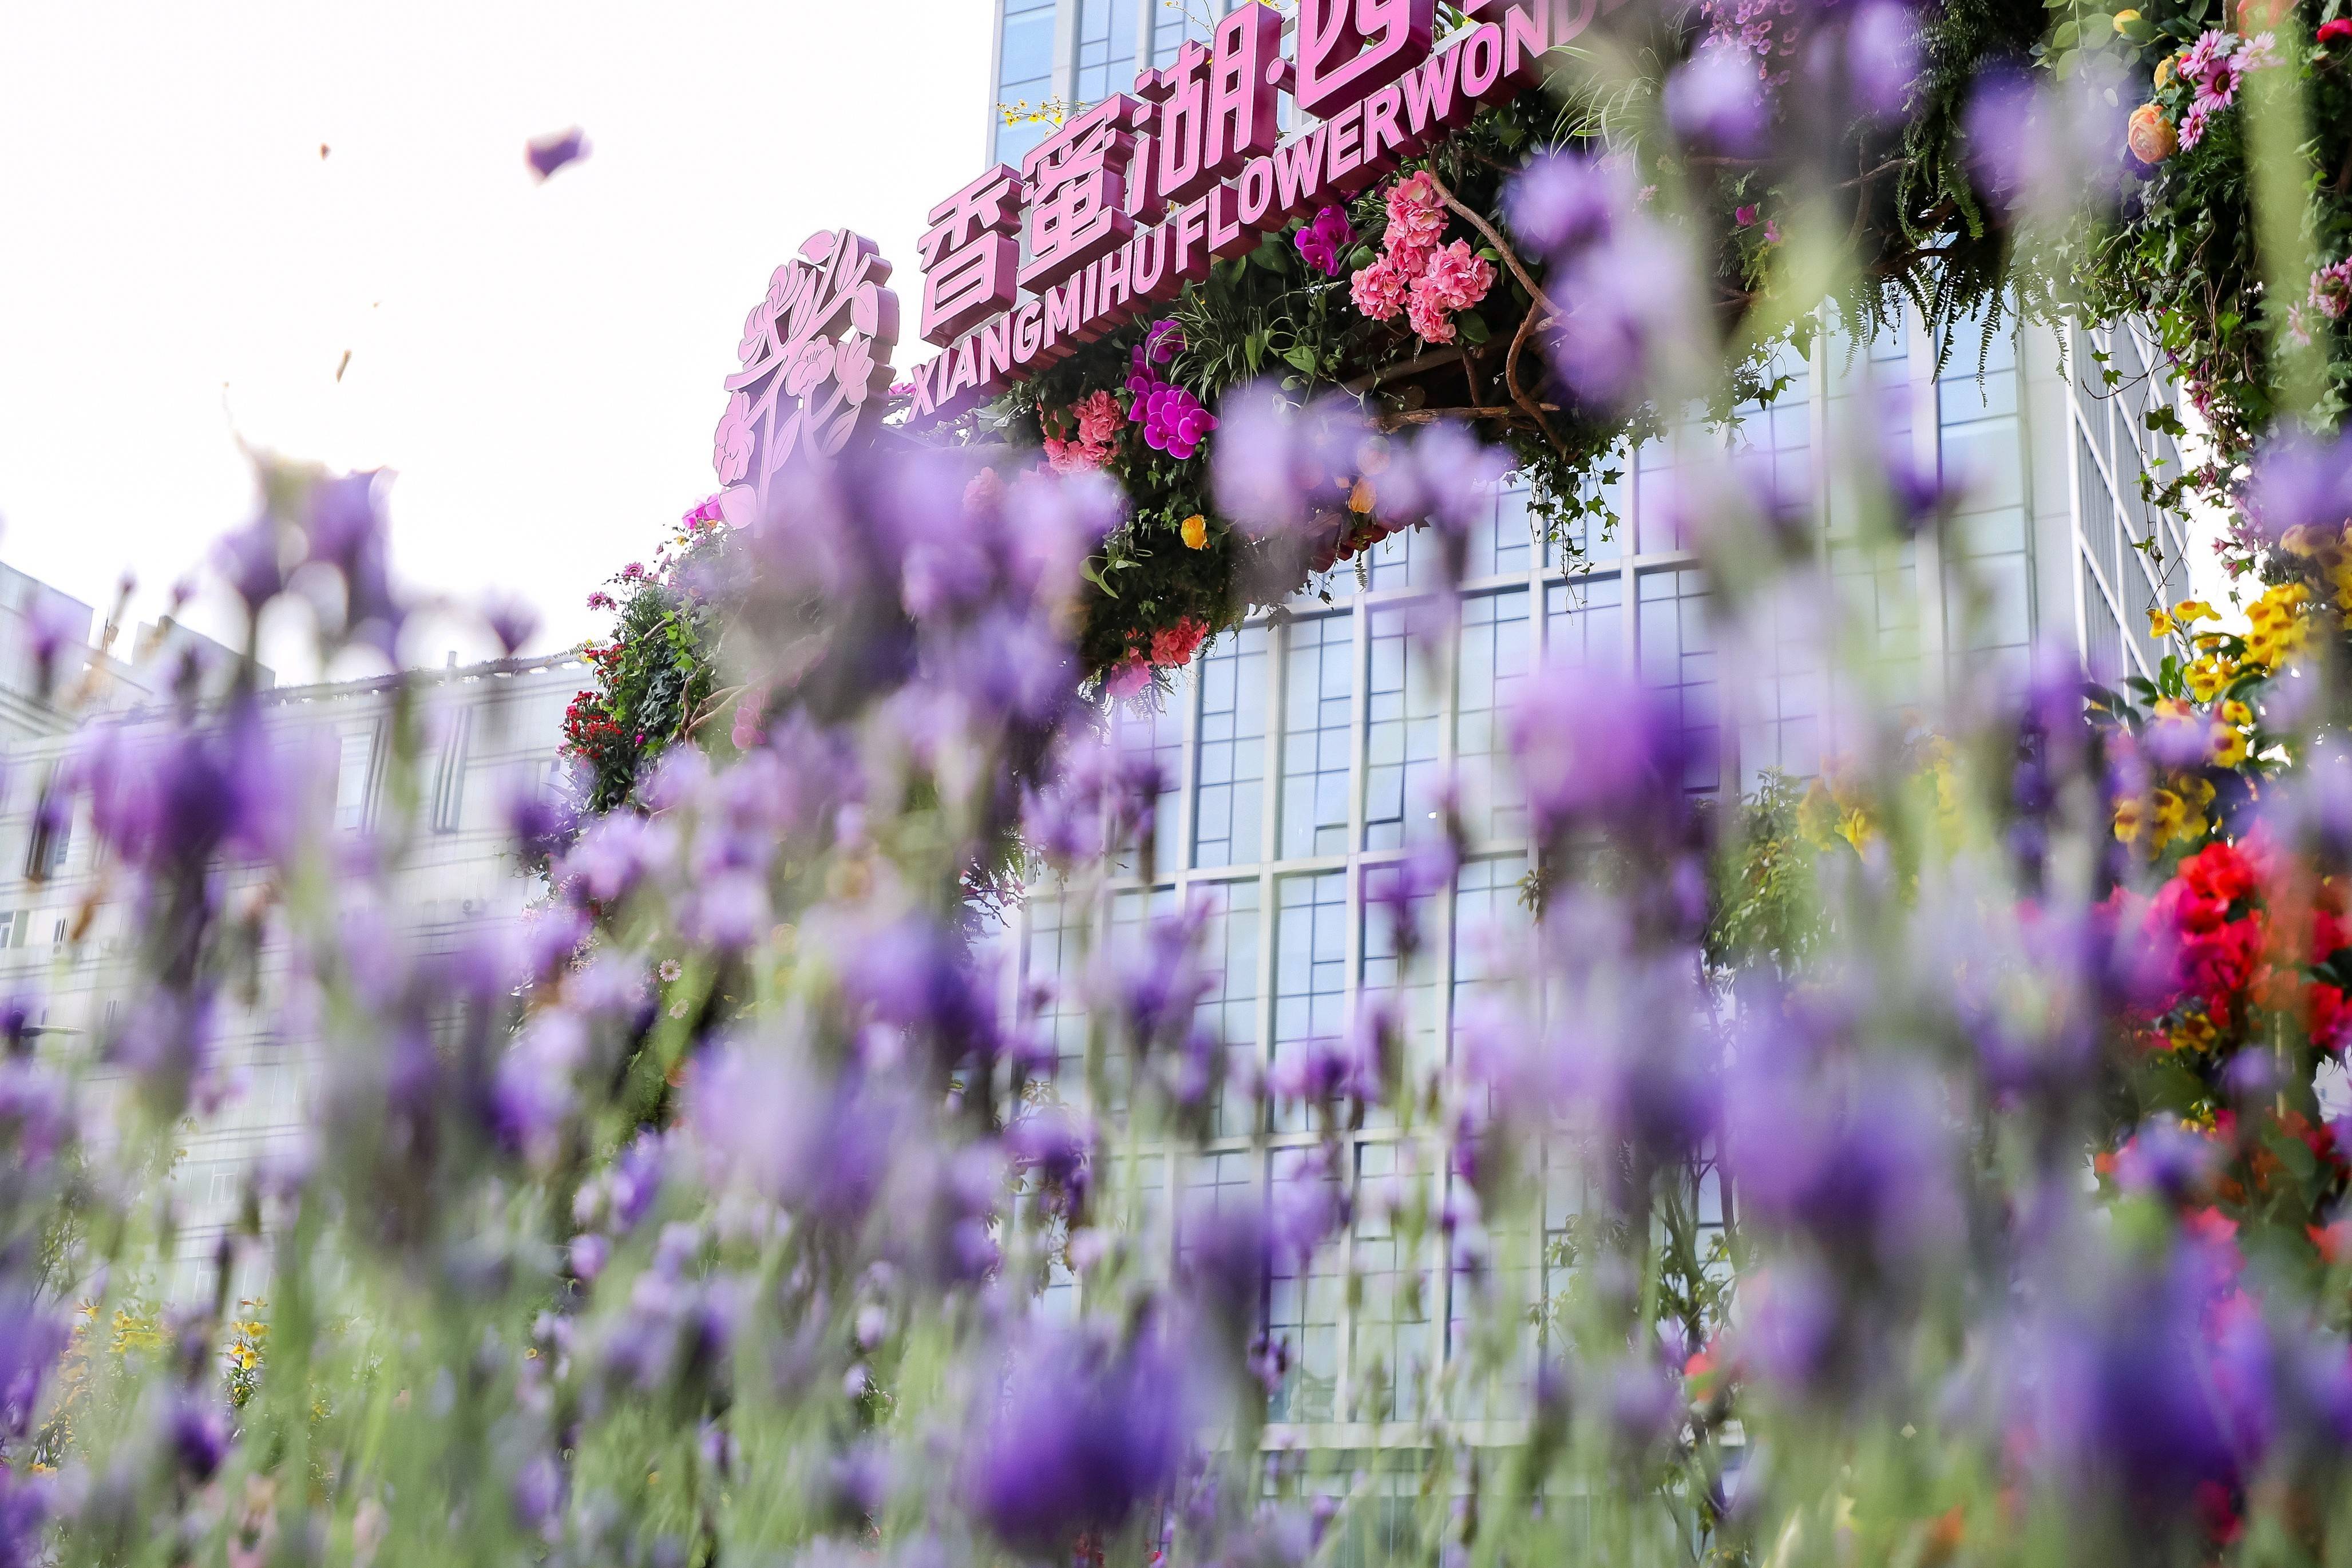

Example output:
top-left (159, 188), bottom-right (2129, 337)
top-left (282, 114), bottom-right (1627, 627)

top-left (1280, 613), bottom-right (1354, 858)
top-left (1272, 869), bottom-right (1348, 1133)
top-left (1456, 588), bottom-right (1531, 841)
top-left (334, 728), bottom-right (376, 831)
top-left (1636, 568), bottom-right (1721, 796)
top-left (1193, 627), bottom-right (1268, 869)
top-left (1190, 878), bottom-right (1261, 1138)
top-left (1544, 573), bottom-right (1625, 671)
top-left (1363, 604), bottom-right (1443, 851)
top-left (996, 0), bottom-right (1059, 168)
top-left (1074, 0), bottom-right (1139, 105)
top-left (1266, 1149), bottom-right (1344, 1423)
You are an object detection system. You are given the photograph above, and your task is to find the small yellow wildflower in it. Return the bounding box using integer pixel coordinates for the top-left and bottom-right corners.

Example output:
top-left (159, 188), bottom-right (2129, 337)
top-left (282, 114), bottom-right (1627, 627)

top-left (2171, 1013), bottom-right (2219, 1052)
top-left (2184, 654), bottom-right (2238, 702)
top-left (1179, 513), bottom-right (1209, 550)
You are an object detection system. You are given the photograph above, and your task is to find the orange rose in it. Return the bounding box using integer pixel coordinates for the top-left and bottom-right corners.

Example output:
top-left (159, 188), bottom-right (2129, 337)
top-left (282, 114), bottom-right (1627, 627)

top-left (2128, 102), bottom-right (2178, 164)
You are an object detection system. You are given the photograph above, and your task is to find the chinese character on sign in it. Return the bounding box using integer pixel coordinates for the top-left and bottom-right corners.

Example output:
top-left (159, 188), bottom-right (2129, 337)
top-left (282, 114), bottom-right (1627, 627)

top-left (1141, 6), bottom-right (1288, 207)
top-left (1294, 0), bottom-right (1435, 118)
top-left (916, 164), bottom-right (1023, 346)
top-left (712, 228), bottom-right (899, 526)
top-left (1016, 96), bottom-right (1139, 293)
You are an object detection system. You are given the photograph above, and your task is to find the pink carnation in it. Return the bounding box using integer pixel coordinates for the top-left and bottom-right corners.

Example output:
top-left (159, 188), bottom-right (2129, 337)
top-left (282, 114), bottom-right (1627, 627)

top-left (1404, 280), bottom-right (1458, 343)
top-left (1074, 388), bottom-right (1125, 446)
top-left (1419, 240), bottom-right (1494, 312)
top-left (1384, 171), bottom-right (1448, 251)
top-left (1351, 255), bottom-right (1411, 321)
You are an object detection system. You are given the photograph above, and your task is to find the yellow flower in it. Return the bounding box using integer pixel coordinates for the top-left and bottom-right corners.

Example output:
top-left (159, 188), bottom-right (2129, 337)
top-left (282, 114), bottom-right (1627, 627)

top-left (2147, 605), bottom-right (2177, 639)
top-left (2220, 699), bottom-right (2252, 727)
top-left (2152, 695), bottom-right (2195, 723)
top-left (2185, 658), bottom-right (2228, 702)
top-left (2112, 6), bottom-right (2140, 21)
top-left (1347, 477), bottom-right (1376, 514)
top-left (2209, 723), bottom-right (2248, 769)
top-left (2113, 794), bottom-right (2145, 842)
top-left (1179, 512), bottom-right (1209, 550)
top-left (2171, 598), bottom-right (2216, 625)
top-left (2173, 1013), bottom-right (2219, 1052)
top-left (2155, 53), bottom-right (2180, 90)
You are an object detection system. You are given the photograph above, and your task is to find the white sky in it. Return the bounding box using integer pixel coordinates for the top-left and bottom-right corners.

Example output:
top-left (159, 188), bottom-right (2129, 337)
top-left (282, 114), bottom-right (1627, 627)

top-left (0, 1), bottom-right (993, 681)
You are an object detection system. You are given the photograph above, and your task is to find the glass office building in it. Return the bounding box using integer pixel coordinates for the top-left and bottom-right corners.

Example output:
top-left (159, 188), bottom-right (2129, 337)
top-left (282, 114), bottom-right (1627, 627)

top-left (983, 0), bottom-right (2197, 1439)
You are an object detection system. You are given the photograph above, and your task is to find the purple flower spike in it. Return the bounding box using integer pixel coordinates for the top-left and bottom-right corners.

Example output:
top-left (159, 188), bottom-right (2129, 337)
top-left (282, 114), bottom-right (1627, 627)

top-left (1665, 42), bottom-right (1769, 155)
top-left (963, 1323), bottom-right (1191, 1554)
top-left (526, 127), bottom-right (589, 182)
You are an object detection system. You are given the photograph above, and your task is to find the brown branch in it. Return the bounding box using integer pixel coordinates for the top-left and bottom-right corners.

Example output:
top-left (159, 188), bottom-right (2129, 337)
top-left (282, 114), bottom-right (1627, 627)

top-left (1345, 343), bottom-right (1486, 394)
top-left (1373, 402), bottom-right (1558, 431)
top-left (1505, 300), bottom-right (1566, 454)
top-left (1426, 171), bottom-right (1561, 320)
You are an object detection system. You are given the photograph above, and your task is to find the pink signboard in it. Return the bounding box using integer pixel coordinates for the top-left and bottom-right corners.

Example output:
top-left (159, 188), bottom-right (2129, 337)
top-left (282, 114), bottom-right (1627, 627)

top-left (713, 0), bottom-right (1612, 502)
top-left (713, 228), bottom-right (901, 528)
top-left (897, 0), bottom-right (1613, 425)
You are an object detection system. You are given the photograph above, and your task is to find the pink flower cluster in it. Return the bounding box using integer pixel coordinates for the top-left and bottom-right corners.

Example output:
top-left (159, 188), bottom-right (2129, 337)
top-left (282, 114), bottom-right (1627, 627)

top-left (681, 494), bottom-right (727, 532)
top-left (1349, 172), bottom-right (1496, 345)
top-left (1123, 323), bottom-right (1217, 460)
top-left (1043, 389), bottom-right (1126, 473)
top-left (1103, 615), bottom-right (1211, 698)
top-left (2312, 259), bottom-right (2352, 322)
top-left (2178, 28), bottom-right (2276, 149)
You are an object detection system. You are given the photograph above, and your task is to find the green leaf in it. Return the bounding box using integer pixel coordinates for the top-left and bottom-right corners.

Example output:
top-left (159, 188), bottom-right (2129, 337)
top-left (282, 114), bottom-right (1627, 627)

top-left (1458, 311), bottom-right (1491, 346)
top-left (1282, 344), bottom-right (1321, 375)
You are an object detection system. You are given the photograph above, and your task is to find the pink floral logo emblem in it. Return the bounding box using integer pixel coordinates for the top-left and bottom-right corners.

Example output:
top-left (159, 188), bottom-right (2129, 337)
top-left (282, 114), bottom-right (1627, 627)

top-left (714, 228), bottom-right (900, 526)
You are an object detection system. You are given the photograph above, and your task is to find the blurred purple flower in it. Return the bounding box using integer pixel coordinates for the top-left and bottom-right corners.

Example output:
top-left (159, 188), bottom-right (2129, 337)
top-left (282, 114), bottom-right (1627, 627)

top-left (1505, 151), bottom-right (1629, 258)
top-left (169, 1397), bottom-right (230, 1482)
top-left (526, 127), bottom-right (589, 181)
top-left (1847, 0), bottom-right (1921, 121)
top-left (1210, 386), bottom-right (1371, 538)
top-left (1666, 43), bottom-right (1770, 153)
top-left (2241, 428), bottom-right (2352, 545)
top-left (1546, 221), bottom-right (1697, 410)
top-left (481, 593), bottom-right (538, 656)
top-left (1505, 662), bottom-right (1690, 840)
top-left (962, 1324), bottom-right (1191, 1553)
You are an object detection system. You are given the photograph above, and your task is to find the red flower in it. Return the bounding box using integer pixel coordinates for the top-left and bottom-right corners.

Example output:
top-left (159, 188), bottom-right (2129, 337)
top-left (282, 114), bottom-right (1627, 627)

top-left (2179, 840), bottom-right (2258, 908)
top-left (2321, 17), bottom-right (2352, 43)
top-left (2311, 983), bottom-right (2352, 1050)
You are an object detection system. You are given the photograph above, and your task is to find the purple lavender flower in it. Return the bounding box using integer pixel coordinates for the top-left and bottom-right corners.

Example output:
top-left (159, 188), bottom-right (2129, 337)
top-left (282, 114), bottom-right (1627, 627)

top-left (1504, 151), bottom-right (1629, 258)
top-left (961, 1324), bottom-right (1191, 1553)
top-left (1504, 662), bottom-right (1690, 840)
top-left (526, 126), bottom-right (589, 181)
top-left (1211, 386), bottom-right (1370, 538)
top-left (481, 593), bottom-right (539, 656)
top-left (2241, 428), bottom-right (2352, 545)
top-left (1546, 221), bottom-right (1698, 410)
top-left (168, 1397), bottom-right (231, 1482)
top-left (1846, 0), bottom-right (1921, 121)
top-left (1665, 42), bottom-right (1770, 153)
